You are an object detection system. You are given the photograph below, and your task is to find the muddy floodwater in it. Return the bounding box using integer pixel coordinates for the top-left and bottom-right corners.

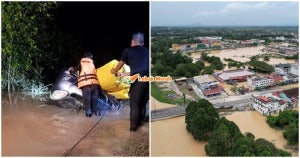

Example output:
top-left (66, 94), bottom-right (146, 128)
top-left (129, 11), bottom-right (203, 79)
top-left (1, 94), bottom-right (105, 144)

top-left (2, 92), bottom-right (149, 156)
top-left (151, 116), bottom-right (207, 156)
top-left (225, 111), bottom-right (298, 156)
top-left (151, 98), bottom-right (298, 156)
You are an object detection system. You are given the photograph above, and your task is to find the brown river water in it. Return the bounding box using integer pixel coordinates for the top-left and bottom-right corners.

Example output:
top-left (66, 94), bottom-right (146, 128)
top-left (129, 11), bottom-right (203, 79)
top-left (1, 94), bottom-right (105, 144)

top-left (1, 92), bottom-right (149, 156)
top-left (151, 98), bottom-right (298, 156)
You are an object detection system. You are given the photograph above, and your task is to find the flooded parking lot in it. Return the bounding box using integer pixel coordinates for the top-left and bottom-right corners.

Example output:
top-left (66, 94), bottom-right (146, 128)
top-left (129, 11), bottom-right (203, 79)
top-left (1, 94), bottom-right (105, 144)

top-left (2, 92), bottom-right (149, 156)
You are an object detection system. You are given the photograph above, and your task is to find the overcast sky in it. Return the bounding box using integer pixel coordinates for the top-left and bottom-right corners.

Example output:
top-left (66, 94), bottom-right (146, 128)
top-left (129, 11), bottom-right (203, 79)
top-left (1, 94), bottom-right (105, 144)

top-left (151, 1), bottom-right (298, 26)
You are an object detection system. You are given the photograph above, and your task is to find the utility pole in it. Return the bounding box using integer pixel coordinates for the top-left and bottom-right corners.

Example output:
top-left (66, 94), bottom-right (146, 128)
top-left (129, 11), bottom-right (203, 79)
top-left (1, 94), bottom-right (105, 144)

top-left (183, 92), bottom-right (186, 106)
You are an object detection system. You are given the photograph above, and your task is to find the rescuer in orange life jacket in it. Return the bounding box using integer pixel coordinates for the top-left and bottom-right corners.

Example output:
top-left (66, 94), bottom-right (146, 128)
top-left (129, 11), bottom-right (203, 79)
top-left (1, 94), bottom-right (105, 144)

top-left (78, 52), bottom-right (101, 117)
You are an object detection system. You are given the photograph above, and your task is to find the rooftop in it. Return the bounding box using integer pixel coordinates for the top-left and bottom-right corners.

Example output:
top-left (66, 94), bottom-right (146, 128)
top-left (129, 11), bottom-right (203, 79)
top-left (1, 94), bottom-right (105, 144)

top-left (216, 69), bottom-right (255, 81)
top-left (194, 75), bottom-right (217, 84)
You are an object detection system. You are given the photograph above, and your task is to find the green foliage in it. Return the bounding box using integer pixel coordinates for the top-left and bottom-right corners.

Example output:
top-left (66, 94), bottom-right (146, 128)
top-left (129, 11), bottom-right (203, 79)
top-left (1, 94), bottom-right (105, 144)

top-left (185, 99), bottom-right (219, 140)
top-left (248, 60), bottom-right (275, 74)
top-left (254, 138), bottom-right (291, 156)
top-left (245, 132), bottom-right (255, 140)
top-left (1, 1), bottom-right (58, 91)
top-left (284, 53), bottom-right (299, 60)
top-left (225, 58), bottom-right (245, 69)
top-left (283, 123), bottom-right (298, 145)
top-left (206, 128), bottom-right (292, 156)
top-left (201, 53), bottom-right (224, 70)
top-left (151, 83), bottom-right (186, 105)
top-left (205, 117), bottom-right (243, 156)
top-left (267, 110), bottom-right (298, 145)
top-left (232, 135), bottom-right (256, 156)
top-left (250, 55), bottom-right (259, 61)
top-left (230, 85), bottom-right (238, 93)
top-left (151, 52), bottom-right (200, 78)
top-left (263, 56), bottom-right (270, 61)
top-left (202, 66), bottom-right (215, 75)
top-left (151, 83), bottom-right (175, 104)
top-left (200, 52), bottom-right (223, 74)
top-left (195, 60), bottom-right (205, 70)
top-left (184, 101), bottom-right (293, 156)
top-left (267, 110), bottom-right (298, 128)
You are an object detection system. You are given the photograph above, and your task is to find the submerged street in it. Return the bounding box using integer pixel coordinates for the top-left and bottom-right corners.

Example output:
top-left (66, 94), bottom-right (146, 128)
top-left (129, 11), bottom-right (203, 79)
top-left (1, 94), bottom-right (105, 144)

top-left (1, 92), bottom-right (149, 156)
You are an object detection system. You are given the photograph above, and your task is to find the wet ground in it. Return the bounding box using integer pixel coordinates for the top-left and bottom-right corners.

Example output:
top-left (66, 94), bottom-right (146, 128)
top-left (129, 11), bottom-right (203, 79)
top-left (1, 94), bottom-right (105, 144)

top-left (1, 92), bottom-right (149, 156)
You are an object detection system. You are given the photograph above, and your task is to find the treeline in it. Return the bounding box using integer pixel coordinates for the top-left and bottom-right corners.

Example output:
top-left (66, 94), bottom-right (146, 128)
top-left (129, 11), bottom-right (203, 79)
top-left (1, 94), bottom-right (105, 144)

top-left (267, 110), bottom-right (298, 145)
top-left (152, 50), bottom-right (275, 79)
top-left (185, 99), bottom-right (291, 156)
top-left (152, 26), bottom-right (298, 43)
top-left (201, 53), bottom-right (224, 74)
top-left (151, 52), bottom-right (204, 78)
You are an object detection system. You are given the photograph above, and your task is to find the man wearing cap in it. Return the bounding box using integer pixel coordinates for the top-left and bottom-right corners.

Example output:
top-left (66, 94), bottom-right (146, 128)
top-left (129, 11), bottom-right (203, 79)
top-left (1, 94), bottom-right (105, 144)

top-left (111, 32), bottom-right (149, 131)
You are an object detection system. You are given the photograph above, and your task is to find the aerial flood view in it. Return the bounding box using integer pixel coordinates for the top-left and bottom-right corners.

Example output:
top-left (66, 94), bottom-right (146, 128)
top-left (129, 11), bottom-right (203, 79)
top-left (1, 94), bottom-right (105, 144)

top-left (151, 1), bottom-right (299, 157)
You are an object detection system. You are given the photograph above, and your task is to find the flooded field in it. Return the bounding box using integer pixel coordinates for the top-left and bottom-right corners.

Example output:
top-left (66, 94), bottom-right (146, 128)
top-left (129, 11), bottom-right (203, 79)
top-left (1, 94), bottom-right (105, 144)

top-left (2, 92), bottom-right (149, 156)
top-left (190, 46), bottom-right (296, 70)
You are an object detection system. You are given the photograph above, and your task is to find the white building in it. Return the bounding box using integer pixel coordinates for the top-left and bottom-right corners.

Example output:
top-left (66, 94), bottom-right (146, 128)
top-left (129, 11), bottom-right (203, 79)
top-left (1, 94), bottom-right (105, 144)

top-left (247, 76), bottom-right (274, 89)
top-left (290, 65), bottom-right (299, 76)
top-left (251, 92), bottom-right (287, 115)
top-left (276, 36), bottom-right (285, 41)
top-left (194, 75), bottom-right (223, 97)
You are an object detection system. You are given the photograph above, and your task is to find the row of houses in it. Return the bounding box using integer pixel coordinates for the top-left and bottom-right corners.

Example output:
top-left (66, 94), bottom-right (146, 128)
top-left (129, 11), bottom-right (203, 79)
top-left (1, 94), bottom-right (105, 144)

top-left (193, 64), bottom-right (298, 97)
top-left (251, 88), bottom-right (298, 115)
top-left (171, 37), bottom-right (269, 52)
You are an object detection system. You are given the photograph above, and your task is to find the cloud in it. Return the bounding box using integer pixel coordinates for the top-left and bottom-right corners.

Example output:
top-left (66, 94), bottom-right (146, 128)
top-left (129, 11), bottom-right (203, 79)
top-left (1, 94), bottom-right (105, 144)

top-left (193, 2), bottom-right (271, 17)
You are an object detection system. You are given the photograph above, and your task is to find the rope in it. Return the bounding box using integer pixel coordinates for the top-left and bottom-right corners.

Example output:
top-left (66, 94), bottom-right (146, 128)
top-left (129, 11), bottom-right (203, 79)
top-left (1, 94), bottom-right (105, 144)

top-left (62, 110), bottom-right (106, 156)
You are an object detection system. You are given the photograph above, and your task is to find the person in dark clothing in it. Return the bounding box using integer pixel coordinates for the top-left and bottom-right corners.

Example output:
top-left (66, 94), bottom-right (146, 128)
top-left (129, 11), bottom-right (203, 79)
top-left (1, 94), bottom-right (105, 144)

top-left (78, 52), bottom-right (101, 117)
top-left (111, 32), bottom-right (149, 132)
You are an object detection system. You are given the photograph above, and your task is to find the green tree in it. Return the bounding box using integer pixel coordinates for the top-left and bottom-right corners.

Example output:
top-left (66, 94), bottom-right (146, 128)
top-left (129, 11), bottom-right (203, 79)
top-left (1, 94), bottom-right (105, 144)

top-left (232, 135), bottom-right (256, 156)
top-left (195, 60), bottom-right (205, 70)
top-left (205, 117), bottom-right (243, 156)
top-left (185, 99), bottom-right (219, 139)
top-left (283, 123), bottom-right (298, 145)
top-left (254, 138), bottom-right (291, 156)
top-left (248, 60), bottom-right (274, 74)
top-left (267, 110), bottom-right (298, 145)
top-left (202, 65), bottom-right (215, 75)
top-left (263, 56), bottom-right (270, 61)
top-left (2, 2), bottom-right (58, 91)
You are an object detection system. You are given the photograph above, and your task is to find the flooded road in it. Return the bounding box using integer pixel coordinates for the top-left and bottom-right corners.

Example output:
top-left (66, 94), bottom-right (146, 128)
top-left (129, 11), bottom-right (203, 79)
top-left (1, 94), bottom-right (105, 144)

top-left (2, 92), bottom-right (149, 156)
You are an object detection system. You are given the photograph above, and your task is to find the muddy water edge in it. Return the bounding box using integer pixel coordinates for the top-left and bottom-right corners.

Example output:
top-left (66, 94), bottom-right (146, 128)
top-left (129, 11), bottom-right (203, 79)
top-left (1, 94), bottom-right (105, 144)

top-left (1, 92), bottom-right (149, 156)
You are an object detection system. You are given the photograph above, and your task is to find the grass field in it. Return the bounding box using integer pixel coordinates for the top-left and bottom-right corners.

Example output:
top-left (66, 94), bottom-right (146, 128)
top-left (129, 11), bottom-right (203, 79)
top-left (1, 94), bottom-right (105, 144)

top-left (151, 83), bottom-right (187, 105)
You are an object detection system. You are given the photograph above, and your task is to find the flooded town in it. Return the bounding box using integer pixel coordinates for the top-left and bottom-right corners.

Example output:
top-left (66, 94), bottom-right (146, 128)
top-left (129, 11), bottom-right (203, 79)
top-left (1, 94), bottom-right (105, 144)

top-left (151, 25), bottom-right (299, 156)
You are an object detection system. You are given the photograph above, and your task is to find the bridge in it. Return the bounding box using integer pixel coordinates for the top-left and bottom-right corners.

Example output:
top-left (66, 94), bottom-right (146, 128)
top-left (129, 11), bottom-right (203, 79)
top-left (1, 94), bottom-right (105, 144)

top-left (151, 106), bottom-right (186, 121)
top-left (151, 99), bottom-right (252, 121)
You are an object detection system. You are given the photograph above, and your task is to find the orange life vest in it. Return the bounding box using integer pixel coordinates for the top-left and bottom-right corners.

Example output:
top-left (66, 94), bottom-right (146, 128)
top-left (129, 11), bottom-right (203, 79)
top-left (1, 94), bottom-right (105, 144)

top-left (77, 58), bottom-right (99, 88)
